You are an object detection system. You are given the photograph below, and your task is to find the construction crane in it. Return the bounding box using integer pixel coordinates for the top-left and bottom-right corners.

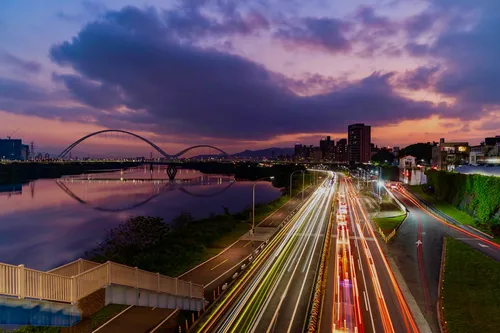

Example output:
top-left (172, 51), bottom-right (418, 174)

top-left (7, 128), bottom-right (19, 140)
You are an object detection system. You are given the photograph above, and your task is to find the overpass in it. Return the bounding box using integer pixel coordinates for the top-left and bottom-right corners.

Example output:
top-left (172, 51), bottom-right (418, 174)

top-left (0, 258), bottom-right (204, 327)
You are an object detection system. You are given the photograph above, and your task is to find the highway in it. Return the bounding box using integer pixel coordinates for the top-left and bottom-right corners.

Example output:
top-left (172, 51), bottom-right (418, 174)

top-left (388, 187), bottom-right (500, 332)
top-left (197, 171), bottom-right (336, 333)
top-left (320, 174), bottom-right (419, 333)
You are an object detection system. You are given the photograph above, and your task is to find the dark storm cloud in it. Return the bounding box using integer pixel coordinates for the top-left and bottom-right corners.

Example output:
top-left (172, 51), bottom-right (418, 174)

top-left (52, 74), bottom-right (124, 109)
top-left (404, 11), bottom-right (436, 38)
top-left (398, 65), bottom-right (440, 91)
top-left (355, 6), bottom-right (393, 31)
top-left (0, 52), bottom-right (41, 74)
top-left (405, 42), bottom-right (429, 57)
top-left (353, 6), bottom-right (398, 57)
top-left (49, 7), bottom-right (440, 140)
top-left (274, 17), bottom-right (352, 53)
top-left (405, 0), bottom-right (500, 108)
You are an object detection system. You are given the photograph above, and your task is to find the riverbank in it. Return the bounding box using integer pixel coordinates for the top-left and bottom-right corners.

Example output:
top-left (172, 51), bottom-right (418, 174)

top-left (442, 237), bottom-right (500, 333)
top-left (0, 162), bottom-right (138, 184)
top-left (85, 176), bottom-right (312, 277)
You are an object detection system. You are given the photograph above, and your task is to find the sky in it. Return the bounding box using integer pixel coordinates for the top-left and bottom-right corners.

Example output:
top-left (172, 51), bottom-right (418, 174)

top-left (1, 0), bottom-right (499, 156)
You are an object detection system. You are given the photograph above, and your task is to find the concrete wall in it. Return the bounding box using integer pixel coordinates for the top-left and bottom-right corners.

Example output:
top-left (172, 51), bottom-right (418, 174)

top-left (105, 285), bottom-right (203, 311)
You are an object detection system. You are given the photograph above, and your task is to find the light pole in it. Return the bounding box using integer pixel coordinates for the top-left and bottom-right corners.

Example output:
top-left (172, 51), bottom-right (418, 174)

top-left (252, 176), bottom-right (274, 235)
top-left (289, 170), bottom-right (305, 201)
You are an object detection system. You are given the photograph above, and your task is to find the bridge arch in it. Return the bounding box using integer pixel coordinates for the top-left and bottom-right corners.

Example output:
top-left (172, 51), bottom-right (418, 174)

top-left (57, 129), bottom-right (228, 159)
top-left (171, 145), bottom-right (228, 158)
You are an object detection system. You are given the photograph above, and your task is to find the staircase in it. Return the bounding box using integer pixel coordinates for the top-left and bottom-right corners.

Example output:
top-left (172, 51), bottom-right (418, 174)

top-left (0, 259), bottom-right (204, 327)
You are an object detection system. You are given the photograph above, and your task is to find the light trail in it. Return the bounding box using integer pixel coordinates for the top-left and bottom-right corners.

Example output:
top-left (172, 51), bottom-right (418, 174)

top-left (345, 178), bottom-right (419, 333)
top-left (198, 171), bottom-right (337, 333)
top-left (331, 180), bottom-right (363, 333)
top-left (398, 187), bottom-right (500, 249)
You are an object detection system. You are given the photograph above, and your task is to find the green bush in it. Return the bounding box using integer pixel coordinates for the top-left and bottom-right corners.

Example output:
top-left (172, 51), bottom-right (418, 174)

top-left (426, 170), bottom-right (500, 227)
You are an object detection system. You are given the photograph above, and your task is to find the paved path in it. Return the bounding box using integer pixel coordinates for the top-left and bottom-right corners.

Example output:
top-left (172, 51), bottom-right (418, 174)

top-left (386, 188), bottom-right (500, 332)
top-left (94, 306), bottom-right (174, 333)
top-left (179, 185), bottom-right (317, 300)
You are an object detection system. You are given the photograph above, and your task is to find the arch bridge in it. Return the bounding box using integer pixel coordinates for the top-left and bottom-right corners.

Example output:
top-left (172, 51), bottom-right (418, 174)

top-left (57, 129), bottom-right (230, 179)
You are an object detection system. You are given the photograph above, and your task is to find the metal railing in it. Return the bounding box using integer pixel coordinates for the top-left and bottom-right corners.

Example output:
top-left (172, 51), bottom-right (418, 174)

top-left (0, 260), bottom-right (204, 304)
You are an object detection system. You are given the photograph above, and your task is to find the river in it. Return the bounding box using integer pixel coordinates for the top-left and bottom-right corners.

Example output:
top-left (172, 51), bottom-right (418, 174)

top-left (0, 166), bottom-right (281, 271)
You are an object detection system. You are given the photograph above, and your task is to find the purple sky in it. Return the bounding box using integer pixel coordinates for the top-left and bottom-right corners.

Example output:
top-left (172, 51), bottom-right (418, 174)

top-left (0, 0), bottom-right (499, 156)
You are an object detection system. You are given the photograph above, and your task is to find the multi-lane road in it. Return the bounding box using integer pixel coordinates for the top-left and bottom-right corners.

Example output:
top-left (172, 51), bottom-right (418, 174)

top-left (198, 171), bottom-right (336, 333)
top-left (197, 172), bottom-right (424, 333)
top-left (320, 175), bottom-right (419, 333)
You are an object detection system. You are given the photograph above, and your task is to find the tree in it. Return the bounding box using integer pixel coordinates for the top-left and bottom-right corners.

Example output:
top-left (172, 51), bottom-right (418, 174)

top-left (371, 148), bottom-right (395, 164)
top-left (398, 142), bottom-right (435, 162)
top-left (86, 216), bottom-right (170, 264)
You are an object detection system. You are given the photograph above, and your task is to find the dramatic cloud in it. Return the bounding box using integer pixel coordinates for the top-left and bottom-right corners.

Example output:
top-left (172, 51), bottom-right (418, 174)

top-left (164, 2), bottom-right (269, 40)
top-left (0, 52), bottom-right (41, 74)
top-left (275, 17), bottom-right (352, 53)
top-left (405, 0), bottom-right (500, 108)
top-left (353, 6), bottom-right (398, 57)
top-left (52, 74), bottom-right (124, 109)
top-left (398, 65), bottom-right (440, 90)
top-left (48, 7), bottom-right (441, 141)
top-left (0, 78), bottom-right (47, 101)
top-left (355, 6), bottom-right (393, 31)
top-left (404, 11), bottom-right (436, 38)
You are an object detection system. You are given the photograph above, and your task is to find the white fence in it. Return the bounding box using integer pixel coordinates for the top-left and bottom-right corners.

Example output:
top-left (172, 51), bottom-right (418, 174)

top-left (0, 260), bottom-right (204, 303)
top-left (48, 259), bottom-right (101, 277)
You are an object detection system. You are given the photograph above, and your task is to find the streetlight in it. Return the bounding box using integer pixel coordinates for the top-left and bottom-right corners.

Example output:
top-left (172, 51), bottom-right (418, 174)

top-left (290, 170), bottom-right (305, 201)
top-left (252, 176), bottom-right (274, 235)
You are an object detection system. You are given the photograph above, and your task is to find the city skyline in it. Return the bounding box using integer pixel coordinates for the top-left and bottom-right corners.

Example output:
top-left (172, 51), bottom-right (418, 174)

top-left (1, 0), bottom-right (500, 156)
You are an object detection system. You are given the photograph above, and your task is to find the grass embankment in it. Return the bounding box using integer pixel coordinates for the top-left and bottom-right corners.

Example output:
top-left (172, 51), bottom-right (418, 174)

top-left (373, 197), bottom-right (406, 235)
top-left (408, 185), bottom-right (500, 244)
top-left (442, 238), bottom-right (500, 333)
top-left (408, 185), bottom-right (476, 226)
top-left (374, 214), bottom-right (406, 234)
top-left (90, 304), bottom-right (129, 330)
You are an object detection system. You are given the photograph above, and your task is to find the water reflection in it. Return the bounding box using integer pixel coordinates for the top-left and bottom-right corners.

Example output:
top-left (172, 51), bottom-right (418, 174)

top-left (0, 167), bottom-right (281, 270)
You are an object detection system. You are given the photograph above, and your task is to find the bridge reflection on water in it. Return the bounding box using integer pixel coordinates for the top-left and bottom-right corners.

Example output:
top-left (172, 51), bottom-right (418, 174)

top-left (56, 174), bottom-right (236, 212)
top-left (0, 167), bottom-right (281, 270)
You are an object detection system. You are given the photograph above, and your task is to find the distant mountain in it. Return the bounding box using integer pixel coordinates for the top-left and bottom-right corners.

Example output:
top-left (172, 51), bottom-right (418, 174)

top-left (231, 147), bottom-right (294, 158)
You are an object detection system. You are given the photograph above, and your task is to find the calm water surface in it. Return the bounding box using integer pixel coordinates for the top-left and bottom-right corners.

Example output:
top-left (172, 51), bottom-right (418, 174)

top-left (0, 167), bottom-right (281, 270)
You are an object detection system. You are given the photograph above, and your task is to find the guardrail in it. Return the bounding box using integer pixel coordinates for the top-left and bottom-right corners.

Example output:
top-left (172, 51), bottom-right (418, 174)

top-left (0, 260), bottom-right (204, 304)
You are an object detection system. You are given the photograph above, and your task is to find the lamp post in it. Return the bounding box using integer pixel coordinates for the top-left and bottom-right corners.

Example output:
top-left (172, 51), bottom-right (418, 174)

top-left (289, 170), bottom-right (305, 200)
top-left (252, 176), bottom-right (274, 235)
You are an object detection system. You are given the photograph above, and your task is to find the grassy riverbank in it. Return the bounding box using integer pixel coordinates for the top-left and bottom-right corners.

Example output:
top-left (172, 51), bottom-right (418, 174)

top-left (442, 238), bottom-right (500, 333)
top-left (85, 179), bottom-right (311, 277)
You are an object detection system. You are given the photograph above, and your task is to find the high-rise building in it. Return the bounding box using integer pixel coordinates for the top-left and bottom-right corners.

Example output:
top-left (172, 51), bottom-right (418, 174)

top-left (0, 139), bottom-right (23, 160)
top-left (335, 138), bottom-right (348, 162)
top-left (348, 123), bottom-right (371, 163)
top-left (319, 136), bottom-right (335, 161)
top-left (294, 143), bottom-right (304, 161)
